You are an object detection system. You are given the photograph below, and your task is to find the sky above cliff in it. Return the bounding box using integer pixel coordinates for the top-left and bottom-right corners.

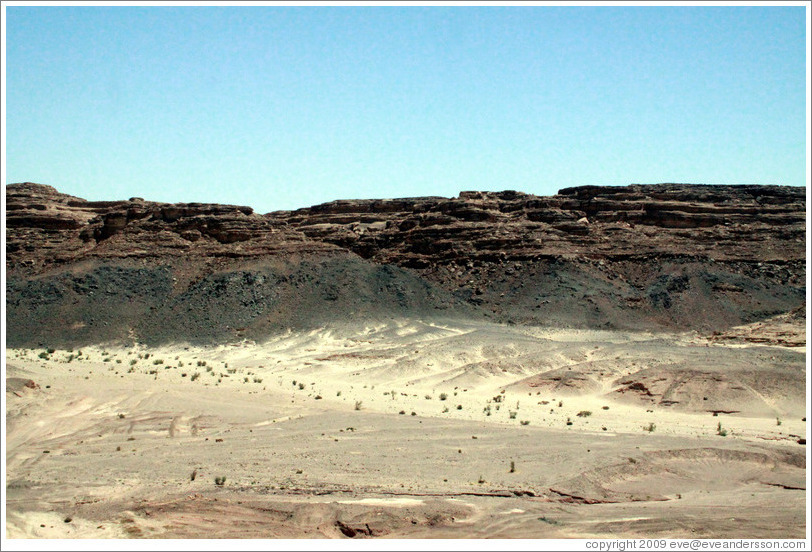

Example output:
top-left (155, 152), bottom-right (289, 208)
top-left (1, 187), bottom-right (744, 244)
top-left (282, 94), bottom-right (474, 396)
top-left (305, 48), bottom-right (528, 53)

top-left (3, 3), bottom-right (808, 213)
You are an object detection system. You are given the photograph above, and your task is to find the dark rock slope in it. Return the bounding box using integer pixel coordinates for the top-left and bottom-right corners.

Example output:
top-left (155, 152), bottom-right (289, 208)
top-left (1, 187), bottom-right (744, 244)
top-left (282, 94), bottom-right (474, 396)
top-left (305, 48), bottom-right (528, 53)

top-left (5, 182), bottom-right (805, 347)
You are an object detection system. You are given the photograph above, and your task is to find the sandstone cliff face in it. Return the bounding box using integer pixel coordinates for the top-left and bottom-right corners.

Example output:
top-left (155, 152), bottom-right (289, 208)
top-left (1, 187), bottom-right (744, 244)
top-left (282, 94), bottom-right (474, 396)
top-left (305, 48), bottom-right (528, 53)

top-left (6, 183), bottom-right (335, 274)
top-left (5, 182), bottom-right (805, 346)
top-left (270, 184), bottom-right (804, 266)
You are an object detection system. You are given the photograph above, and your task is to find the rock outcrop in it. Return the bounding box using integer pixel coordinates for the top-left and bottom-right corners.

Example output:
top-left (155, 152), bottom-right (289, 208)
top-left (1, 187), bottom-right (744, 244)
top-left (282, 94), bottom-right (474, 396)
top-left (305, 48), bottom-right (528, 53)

top-left (270, 184), bottom-right (804, 266)
top-left (5, 182), bottom-right (805, 346)
top-left (6, 182), bottom-right (334, 274)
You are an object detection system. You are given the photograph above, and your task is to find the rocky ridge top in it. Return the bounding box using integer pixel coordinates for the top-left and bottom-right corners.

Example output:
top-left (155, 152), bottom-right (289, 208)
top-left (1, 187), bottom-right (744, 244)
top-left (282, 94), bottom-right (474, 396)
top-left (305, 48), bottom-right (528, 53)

top-left (271, 184), bottom-right (804, 267)
top-left (6, 182), bottom-right (805, 274)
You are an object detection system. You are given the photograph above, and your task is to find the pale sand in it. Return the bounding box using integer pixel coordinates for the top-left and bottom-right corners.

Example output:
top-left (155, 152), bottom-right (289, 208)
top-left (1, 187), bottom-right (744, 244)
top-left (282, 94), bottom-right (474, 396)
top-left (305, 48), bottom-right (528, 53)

top-left (4, 319), bottom-right (807, 540)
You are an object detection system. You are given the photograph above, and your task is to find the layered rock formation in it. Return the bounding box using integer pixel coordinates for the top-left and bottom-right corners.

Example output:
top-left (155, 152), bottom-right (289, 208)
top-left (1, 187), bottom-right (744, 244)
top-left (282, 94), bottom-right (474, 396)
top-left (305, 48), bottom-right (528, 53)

top-left (5, 182), bottom-right (806, 346)
top-left (273, 184), bottom-right (804, 265)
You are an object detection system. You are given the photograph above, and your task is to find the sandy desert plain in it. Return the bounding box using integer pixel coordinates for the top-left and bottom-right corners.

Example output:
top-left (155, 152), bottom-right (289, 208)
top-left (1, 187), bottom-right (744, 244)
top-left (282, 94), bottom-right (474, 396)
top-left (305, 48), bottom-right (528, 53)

top-left (4, 316), bottom-right (808, 541)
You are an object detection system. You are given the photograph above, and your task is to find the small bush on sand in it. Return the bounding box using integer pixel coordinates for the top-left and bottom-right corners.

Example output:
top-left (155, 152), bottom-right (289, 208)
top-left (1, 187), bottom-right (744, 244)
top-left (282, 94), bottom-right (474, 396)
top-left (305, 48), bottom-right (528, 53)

top-left (576, 411), bottom-right (592, 417)
top-left (644, 423), bottom-right (656, 432)
top-left (214, 476), bottom-right (226, 486)
top-left (439, 393), bottom-right (448, 401)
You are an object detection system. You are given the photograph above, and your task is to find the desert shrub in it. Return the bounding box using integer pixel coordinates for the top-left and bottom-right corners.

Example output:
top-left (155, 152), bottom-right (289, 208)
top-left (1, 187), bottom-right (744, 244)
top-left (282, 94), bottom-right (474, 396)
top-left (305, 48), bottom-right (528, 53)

top-left (298, 383), bottom-right (305, 390)
top-left (214, 476), bottom-right (226, 486)
top-left (354, 401), bottom-right (363, 411)
top-left (253, 377), bottom-right (263, 383)
top-left (153, 359), bottom-right (164, 365)
top-left (456, 405), bottom-right (463, 410)
top-left (644, 423), bottom-right (656, 432)
top-left (509, 461), bottom-right (515, 473)
top-left (576, 410), bottom-right (592, 417)
top-left (336, 391), bottom-right (342, 397)
top-left (399, 410), bottom-right (406, 415)
top-left (191, 373), bottom-right (200, 381)
top-left (520, 420), bottom-right (530, 426)
top-left (38, 352), bottom-right (50, 360)
top-left (509, 411), bottom-right (517, 419)
top-left (439, 393), bottom-right (448, 401)
top-left (47, 348), bottom-right (56, 354)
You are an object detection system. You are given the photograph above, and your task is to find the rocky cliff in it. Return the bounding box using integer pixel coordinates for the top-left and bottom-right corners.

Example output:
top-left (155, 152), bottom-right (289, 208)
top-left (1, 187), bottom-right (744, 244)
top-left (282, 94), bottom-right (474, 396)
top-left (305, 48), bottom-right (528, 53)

top-left (5, 182), bottom-right (805, 346)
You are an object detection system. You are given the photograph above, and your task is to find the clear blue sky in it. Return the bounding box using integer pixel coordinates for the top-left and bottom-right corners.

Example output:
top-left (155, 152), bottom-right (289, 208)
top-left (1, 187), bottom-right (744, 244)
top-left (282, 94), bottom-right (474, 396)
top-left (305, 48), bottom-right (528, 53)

top-left (4, 4), bottom-right (808, 213)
